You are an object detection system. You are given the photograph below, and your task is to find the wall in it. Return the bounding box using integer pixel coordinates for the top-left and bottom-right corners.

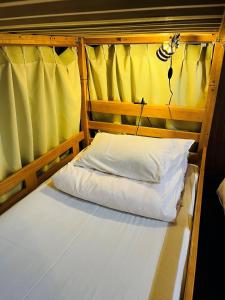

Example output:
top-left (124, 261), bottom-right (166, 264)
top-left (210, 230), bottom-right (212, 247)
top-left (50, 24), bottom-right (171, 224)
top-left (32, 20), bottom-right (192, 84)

top-left (206, 56), bottom-right (225, 177)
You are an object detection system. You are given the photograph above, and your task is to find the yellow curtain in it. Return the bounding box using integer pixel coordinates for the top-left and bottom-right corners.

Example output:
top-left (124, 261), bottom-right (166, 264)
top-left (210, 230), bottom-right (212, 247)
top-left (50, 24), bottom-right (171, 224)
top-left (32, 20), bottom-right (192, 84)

top-left (86, 43), bottom-right (213, 129)
top-left (0, 46), bottom-right (81, 201)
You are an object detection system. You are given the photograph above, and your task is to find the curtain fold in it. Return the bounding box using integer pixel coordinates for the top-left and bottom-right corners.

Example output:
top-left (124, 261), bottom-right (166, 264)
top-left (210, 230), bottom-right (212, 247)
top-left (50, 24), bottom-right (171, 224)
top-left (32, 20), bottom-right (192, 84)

top-left (86, 43), bottom-right (213, 129)
top-left (0, 46), bottom-right (81, 201)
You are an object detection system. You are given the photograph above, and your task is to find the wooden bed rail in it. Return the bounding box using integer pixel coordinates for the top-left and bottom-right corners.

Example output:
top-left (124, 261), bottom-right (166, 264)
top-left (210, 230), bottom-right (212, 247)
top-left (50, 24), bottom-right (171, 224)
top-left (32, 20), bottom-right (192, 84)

top-left (89, 121), bottom-right (200, 141)
top-left (0, 33), bottom-right (78, 47)
top-left (86, 101), bottom-right (204, 142)
top-left (0, 132), bottom-right (84, 215)
top-left (183, 146), bottom-right (207, 300)
top-left (84, 33), bottom-right (217, 45)
top-left (88, 100), bottom-right (205, 122)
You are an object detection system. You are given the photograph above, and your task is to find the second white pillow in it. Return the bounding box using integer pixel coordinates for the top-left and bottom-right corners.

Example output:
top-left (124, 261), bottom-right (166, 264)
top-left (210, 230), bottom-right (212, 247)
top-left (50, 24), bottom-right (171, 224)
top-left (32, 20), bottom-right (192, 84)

top-left (53, 157), bottom-right (187, 222)
top-left (74, 132), bottom-right (193, 183)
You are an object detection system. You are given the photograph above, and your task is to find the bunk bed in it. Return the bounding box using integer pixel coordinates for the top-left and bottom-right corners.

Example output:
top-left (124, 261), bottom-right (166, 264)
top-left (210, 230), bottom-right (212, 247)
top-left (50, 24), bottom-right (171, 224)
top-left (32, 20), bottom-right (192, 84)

top-left (0, 32), bottom-right (224, 300)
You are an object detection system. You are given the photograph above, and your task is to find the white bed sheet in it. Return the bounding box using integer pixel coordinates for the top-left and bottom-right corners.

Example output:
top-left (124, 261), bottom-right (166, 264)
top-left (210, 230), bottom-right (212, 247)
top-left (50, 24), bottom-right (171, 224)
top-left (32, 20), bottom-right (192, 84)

top-left (0, 165), bottom-right (198, 300)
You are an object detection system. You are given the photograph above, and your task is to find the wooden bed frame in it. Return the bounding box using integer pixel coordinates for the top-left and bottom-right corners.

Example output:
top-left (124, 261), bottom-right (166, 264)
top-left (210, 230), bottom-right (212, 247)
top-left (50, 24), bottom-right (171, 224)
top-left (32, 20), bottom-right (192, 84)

top-left (0, 32), bottom-right (224, 300)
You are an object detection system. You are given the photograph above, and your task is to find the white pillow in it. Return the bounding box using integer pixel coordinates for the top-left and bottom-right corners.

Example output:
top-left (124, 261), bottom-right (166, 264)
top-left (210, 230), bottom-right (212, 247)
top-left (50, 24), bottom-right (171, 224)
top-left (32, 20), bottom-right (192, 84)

top-left (74, 132), bottom-right (193, 183)
top-left (52, 157), bottom-right (188, 222)
top-left (217, 178), bottom-right (225, 211)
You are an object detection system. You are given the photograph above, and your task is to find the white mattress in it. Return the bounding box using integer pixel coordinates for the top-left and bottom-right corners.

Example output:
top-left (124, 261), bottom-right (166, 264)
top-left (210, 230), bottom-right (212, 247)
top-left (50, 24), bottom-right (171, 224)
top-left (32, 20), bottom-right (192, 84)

top-left (0, 165), bottom-right (198, 300)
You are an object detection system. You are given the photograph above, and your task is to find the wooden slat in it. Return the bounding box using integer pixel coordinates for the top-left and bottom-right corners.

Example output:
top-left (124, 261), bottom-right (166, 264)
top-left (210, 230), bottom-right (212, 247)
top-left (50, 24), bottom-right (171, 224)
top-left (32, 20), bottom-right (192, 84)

top-left (0, 132), bottom-right (84, 215)
top-left (183, 146), bottom-right (207, 300)
top-left (0, 0), bottom-right (61, 8)
top-left (15, 21), bottom-right (220, 32)
top-left (12, 28), bottom-right (219, 36)
top-left (0, 16), bottom-right (221, 32)
top-left (0, 3), bottom-right (224, 19)
top-left (0, 1), bottom-right (224, 15)
top-left (88, 100), bottom-right (205, 122)
top-left (78, 38), bottom-right (90, 146)
top-left (0, 187), bottom-right (29, 215)
top-left (84, 33), bottom-right (217, 44)
top-left (0, 131), bottom-right (84, 196)
top-left (89, 121), bottom-right (200, 141)
top-left (37, 152), bottom-right (74, 185)
top-left (0, 33), bottom-right (78, 46)
top-left (198, 42), bottom-right (224, 150)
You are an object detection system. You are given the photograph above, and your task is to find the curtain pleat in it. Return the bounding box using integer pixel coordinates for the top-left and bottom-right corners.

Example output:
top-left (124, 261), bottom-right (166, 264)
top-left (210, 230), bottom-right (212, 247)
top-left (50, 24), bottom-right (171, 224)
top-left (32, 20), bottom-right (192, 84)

top-left (0, 46), bottom-right (81, 202)
top-left (86, 43), bottom-right (213, 130)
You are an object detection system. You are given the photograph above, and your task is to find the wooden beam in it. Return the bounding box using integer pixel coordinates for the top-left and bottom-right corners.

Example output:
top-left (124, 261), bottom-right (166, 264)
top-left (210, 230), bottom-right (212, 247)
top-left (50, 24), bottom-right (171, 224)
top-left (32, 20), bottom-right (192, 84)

top-left (11, 28), bottom-right (218, 36)
top-left (198, 42), bottom-right (224, 150)
top-left (0, 33), bottom-right (78, 46)
top-left (0, 0), bottom-right (62, 7)
top-left (16, 21), bottom-right (220, 31)
top-left (0, 3), bottom-right (224, 18)
top-left (0, 15), bottom-right (220, 32)
top-left (89, 120), bottom-right (200, 141)
top-left (88, 100), bottom-right (205, 122)
top-left (77, 38), bottom-right (90, 146)
top-left (84, 33), bottom-right (217, 44)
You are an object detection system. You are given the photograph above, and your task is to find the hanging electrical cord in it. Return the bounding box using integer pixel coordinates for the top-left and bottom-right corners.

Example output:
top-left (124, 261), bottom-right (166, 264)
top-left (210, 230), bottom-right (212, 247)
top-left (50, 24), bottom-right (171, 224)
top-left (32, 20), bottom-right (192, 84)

top-left (167, 55), bottom-right (174, 119)
top-left (156, 33), bottom-right (180, 120)
top-left (146, 116), bottom-right (153, 127)
top-left (135, 98), bottom-right (146, 135)
top-left (168, 56), bottom-right (173, 105)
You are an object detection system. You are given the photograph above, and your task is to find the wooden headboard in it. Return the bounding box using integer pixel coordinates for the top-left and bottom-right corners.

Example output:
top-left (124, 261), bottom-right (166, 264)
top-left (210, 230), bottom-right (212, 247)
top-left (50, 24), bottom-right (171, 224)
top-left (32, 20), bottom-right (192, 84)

top-left (78, 34), bottom-right (224, 155)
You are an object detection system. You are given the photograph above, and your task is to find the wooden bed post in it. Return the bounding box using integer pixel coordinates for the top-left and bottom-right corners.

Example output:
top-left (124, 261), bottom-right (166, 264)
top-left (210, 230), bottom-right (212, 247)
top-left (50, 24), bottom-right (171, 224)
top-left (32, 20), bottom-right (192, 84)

top-left (198, 42), bottom-right (224, 151)
top-left (183, 146), bottom-right (207, 300)
top-left (78, 37), bottom-right (89, 147)
top-left (184, 41), bottom-right (224, 300)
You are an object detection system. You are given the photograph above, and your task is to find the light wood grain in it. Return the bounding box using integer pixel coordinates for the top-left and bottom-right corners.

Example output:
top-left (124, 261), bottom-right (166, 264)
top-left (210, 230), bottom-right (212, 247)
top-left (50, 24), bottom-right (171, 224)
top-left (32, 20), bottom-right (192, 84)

top-left (78, 38), bottom-right (90, 146)
top-left (198, 42), bottom-right (224, 150)
top-left (0, 33), bottom-right (78, 46)
top-left (0, 132), bottom-right (84, 214)
top-left (89, 120), bottom-right (200, 141)
top-left (183, 146), bottom-right (207, 300)
top-left (87, 100), bottom-right (205, 122)
top-left (84, 33), bottom-right (216, 44)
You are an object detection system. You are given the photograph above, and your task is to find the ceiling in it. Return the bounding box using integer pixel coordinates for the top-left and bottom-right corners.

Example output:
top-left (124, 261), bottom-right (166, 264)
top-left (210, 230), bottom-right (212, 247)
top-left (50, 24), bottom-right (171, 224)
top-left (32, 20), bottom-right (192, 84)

top-left (0, 0), bottom-right (224, 36)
